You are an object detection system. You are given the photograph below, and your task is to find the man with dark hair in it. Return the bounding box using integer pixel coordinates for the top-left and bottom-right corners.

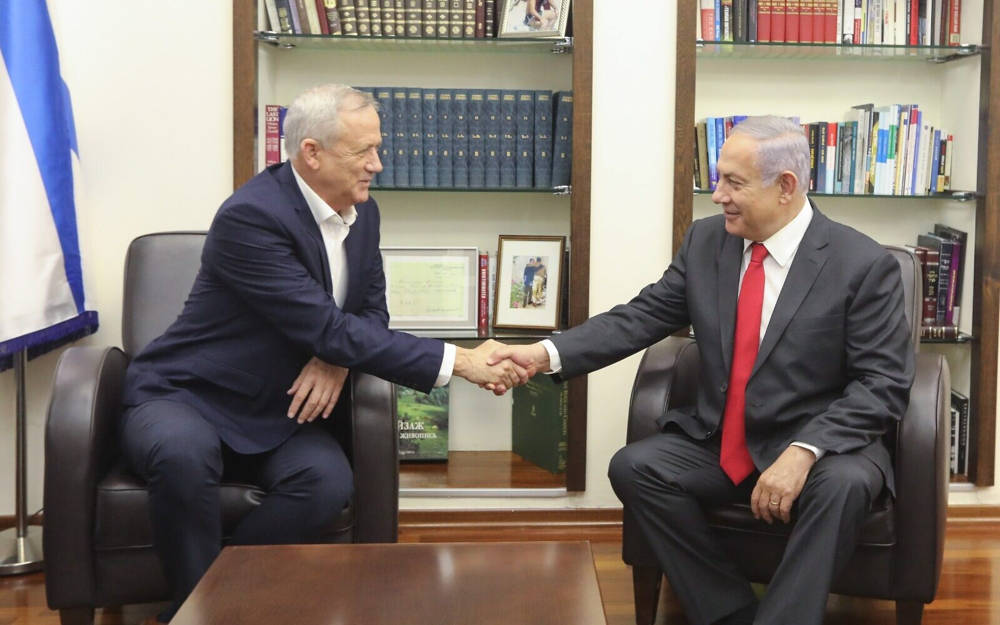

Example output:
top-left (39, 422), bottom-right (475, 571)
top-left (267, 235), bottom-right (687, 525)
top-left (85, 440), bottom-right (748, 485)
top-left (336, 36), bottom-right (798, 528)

top-left (490, 116), bottom-right (914, 625)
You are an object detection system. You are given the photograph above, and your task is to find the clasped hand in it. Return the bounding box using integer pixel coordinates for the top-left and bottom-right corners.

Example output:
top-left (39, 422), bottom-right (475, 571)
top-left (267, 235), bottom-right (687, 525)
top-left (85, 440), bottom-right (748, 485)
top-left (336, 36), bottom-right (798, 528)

top-left (453, 339), bottom-right (537, 395)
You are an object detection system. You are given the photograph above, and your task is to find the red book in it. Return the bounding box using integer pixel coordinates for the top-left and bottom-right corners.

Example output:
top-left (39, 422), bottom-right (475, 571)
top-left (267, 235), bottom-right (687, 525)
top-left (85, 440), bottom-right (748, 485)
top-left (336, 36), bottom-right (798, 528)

top-left (758, 0), bottom-right (772, 42)
top-left (814, 0), bottom-right (826, 43)
top-left (314, 0), bottom-right (331, 33)
top-left (800, 0), bottom-right (813, 42)
top-left (785, 0), bottom-right (799, 42)
top-left (824, 0), bottom-right (837, 43)
top-left (265, 104), bottom-right (282, 166)
top-left (478, 253), bottom-right (489, 336)
top-left (949, 0), bottom-right (961, 45)
top-left (700, 3), bottom-right (717, 40)
top-left (771, 0), bottom-right (786, 42)
top-left (910, 0), bottom-right (920, 45)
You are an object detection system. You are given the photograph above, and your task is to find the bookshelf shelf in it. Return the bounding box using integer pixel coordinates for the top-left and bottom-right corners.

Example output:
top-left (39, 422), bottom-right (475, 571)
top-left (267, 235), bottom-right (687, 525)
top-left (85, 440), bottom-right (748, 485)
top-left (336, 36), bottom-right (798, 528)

top-left (372, 185), bottom-right (570, 195)
top-left (921, 332), bottom-right (974, 344)
top-left (694, 190), bottom-right (977, 201)
top-left (405, 330), bottom-right (556, 340)
top-left (255, 31), bottom-right (573, 54)
top-left (696, 41), bottom-right (982, 62)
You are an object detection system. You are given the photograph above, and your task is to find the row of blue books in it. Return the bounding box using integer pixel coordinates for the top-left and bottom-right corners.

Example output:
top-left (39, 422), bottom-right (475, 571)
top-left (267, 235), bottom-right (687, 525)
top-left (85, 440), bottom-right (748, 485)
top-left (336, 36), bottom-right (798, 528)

top-left (361, 87), bottom-right (573, 190)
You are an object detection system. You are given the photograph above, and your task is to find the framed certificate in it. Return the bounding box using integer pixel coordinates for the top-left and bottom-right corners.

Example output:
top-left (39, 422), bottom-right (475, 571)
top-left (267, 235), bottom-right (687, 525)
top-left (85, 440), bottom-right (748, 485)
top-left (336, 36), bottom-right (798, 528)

top-left (381, 247), bottom-right (479, 330)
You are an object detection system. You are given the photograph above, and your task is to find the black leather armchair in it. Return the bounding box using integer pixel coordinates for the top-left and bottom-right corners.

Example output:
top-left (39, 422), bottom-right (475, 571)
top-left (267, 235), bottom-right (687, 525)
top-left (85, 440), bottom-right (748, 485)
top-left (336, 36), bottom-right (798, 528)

top-left (43, 232), bottom-right (400, 625)
top-left (624, 246), bottom-right (951, 625)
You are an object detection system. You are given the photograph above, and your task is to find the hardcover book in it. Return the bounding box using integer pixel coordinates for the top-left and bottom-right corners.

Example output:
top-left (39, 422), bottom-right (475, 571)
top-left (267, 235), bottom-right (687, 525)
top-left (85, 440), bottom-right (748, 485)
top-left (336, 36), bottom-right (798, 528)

top-left (338, 0), bottom-right (358, 35)
top-left (397, 385), bottom-right (449, 462)
top-left (551, 91), bottom-right (573, 187)
top-left (423, 89), bottom-right (439, 187)
top-left (407, 88), bottom-right (425, 187)
top-left (375, 87), bottom-right (394, 186)
top-left (500, 91), bottom-right (517, 188)
top-left (512, 376), bottom-right (568, 474)
top-left (533, 90), bottom-right (553, 189)
top-left (406, 0), bottom-right (422, 37)
top-left (369, 0), bottom-right (383, 36)
top-left (467, 89), bottom-right (486, 187)
top-left (437, 0), bottom-right (451, 37)
top-left (437, 89), bottom-right (454, 187)
top-left (933, 223), bottom-right (966, 326)
top-left (515, 90), bottom-right (535, 188)
top-left (422, 0), bottom-right (437, 36)
top-left (355, 0), bottom-right (371, 35)
top-left (463, 0), bottom-right (476, 38)
top-left (392, 88), bottom-right (409, 186)
top-left (449, 0), bottom-right (464, 38)
top-left (484, 90), bottom-right (501, 187)
top-left (452, 90), bottom-right (470, 187)
top-left (380, 0), bottom-right (395, 36)
top-left (324, 0), bottom-right (344, 34)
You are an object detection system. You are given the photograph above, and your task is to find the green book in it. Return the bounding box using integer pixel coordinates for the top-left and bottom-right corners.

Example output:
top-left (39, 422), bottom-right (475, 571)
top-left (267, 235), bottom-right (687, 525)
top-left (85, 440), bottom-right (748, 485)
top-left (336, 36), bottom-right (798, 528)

top-left (511, 376), bottom-right (567, 474)
top-left (397, 385), bottom-right (449, 461)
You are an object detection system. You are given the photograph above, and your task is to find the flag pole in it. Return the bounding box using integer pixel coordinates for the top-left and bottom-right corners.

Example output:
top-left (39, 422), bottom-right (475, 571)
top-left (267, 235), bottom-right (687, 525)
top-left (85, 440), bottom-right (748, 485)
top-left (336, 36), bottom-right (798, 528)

top-left (0, 348), bottom-right (43, 575)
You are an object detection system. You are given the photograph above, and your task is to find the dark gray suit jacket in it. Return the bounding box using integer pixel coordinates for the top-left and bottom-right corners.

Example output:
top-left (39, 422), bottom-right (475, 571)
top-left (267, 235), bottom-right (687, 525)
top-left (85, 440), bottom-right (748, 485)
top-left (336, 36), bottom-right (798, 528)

top-left (551, 205), bottom-right (914, 493)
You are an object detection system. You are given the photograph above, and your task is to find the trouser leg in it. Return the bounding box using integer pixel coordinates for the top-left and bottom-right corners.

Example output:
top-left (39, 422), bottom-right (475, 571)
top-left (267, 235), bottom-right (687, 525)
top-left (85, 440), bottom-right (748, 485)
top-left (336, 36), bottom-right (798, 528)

top-left (228, 422), bottom-right (353, 545)
top-left (608, 430), bottom-right (758, 625)
top-left (120, 400), bottom-right (224, 620)
top-left (754, 452), bottom-right (883, 625)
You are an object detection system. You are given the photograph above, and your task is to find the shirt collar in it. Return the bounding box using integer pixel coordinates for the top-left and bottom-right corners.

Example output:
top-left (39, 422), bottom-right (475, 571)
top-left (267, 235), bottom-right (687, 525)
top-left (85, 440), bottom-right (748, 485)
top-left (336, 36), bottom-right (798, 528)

top-left (291, 163), bottom-right (358, 227)
top-left (743, 197), bottom-right (812, 268)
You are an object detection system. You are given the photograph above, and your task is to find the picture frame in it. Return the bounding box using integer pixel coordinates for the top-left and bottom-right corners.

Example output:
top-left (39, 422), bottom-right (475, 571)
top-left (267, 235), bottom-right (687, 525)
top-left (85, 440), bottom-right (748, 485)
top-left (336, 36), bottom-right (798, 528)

top-left (497, 0), bottom-right (571, 39)
top-left (381, 247), bottom-right (479, 330)
top-left (493, 235), bottom-right (565, 331)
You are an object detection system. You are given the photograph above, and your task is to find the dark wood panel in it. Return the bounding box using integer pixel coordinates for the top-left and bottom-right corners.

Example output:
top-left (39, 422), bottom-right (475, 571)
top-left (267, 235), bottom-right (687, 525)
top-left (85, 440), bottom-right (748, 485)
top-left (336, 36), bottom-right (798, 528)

top-left (970, 0), bottom-right (999, 486)
top-left (399, 451), bottom-right (565, 489)
top-left (232, 0), bottom-right (256, 190)
top-left (399, 508), bottom-right (624, 543)
top-left (672, 2), bottom-right (697, 255)
top-left (567, 0), bottom-right (593, 493)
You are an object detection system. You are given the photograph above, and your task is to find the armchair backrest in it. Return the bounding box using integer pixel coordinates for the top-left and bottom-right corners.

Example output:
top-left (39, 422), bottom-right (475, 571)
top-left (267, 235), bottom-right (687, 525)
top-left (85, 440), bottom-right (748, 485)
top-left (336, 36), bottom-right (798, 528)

top-left (122, 232), bottom-right (206, 357)
top-left (883, 245), bottom-right (922, 351)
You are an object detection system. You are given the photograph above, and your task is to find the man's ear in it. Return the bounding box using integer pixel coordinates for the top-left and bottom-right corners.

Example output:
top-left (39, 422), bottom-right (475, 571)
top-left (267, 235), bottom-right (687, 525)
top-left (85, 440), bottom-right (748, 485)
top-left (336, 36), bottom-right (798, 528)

top-left (299, 139), bottom-right (321, 169)
top-left (777, 171), bottom-right (799, 201)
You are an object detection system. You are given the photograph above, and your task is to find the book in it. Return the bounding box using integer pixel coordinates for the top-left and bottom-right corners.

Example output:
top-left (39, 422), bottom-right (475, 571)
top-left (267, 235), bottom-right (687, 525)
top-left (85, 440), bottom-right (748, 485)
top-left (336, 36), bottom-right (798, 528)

top-left (452, 90), bottom-right (470, 187)
top-left (369, 0), bottom-right (383, 35)
top-left (395, 0), bottom-right (407, 35)
top-left (786, 0), bottom-right (801, 41)
top-left (279, 106), bottom-right (288, 161)
top-left (933, 223), bottom-right (966, 326)
top-left (478, 253), bottom-right (489, 336)
top-left (264, 0), bottom-right (282, 32)
top-left (475, 0), bottom-right (486, 38)
top-left (500, 91), bottom-right (517, 188)
top-left (918, 233), bottom-right (952, 324)
top-left (301, 0), bottom-right (323, 33)
top-left (951, 389), bottom-right (970, 474)
top-left (463, 0), bottom-right (476, 38)
top-left (423, 89), bottom-right (439, 187)
top-left (707, 117), bottom-right (720, 190)
top-left (406, 0), bottom-right (422, 36)
top-left (551, 91), bottom-right (573, 187)
top-left (484, 90), bottom-right (501, 187)
top-left (288, 0), bottom-right (304, 32)
top-left (392, 88), bottom-right (409, 186)
top-left (515, 90), bottom-right (534, 188)
top-left (533, 90), bottom-right (553, 189)
top-left (324, 0), bottom-right (344, 33)
top-left (437, 0), bottom-right (451, 37)
top-left (355, 0), bottom-right (372, 35)
top-left (701, 0), bottom-right (718, 40)
top-left (397, 385), bottom-right (449, 462)
top-left (511, 376), bottom-right (568, 474)
top-left (273, 0), bottom-right (296, 33)
top-left (265, 104), bottom-right (282, 166)
top-left (449, 0), bottom-right (463, 38)
top-left (422, 0), bottom-right (437, 36)
top-left (921, 325), bottom-right (961, 340)
top-left (380, 0), bottom-right (395, 36)
top-left (696, 120), bottom-right (710, 189)
top-left (375, 87), bottom-right (394, 186)
top-left (437, 89), bottom-right (454, 187)
top-left (824, 121), bottom-right (837, 194)
top-left (338, 0), bottom-right (358, 34)
top-left (485, 0), bottom-right (496, 37)
top-left (407, 87), bottom-right (425, 187)
top-left (467, 89), bottom-right (486, 187)
top-left (948, 0), bottom-right (961, 45)
top-left (734, 0), bottom-right (748, 41)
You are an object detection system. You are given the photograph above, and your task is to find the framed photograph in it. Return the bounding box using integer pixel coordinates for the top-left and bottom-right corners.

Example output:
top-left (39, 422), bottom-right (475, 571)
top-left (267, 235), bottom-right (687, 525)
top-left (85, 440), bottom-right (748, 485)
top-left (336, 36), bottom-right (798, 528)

top-left (381, 247), bottom-right (479, 330)
top-left (493, 235), bottom-right (565, 331)
top-left (497, 0), bottom-right (571, 38)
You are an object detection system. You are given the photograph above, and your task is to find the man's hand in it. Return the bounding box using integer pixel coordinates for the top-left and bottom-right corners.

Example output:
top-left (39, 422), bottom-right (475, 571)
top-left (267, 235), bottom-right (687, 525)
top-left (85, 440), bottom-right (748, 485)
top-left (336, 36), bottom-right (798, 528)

top-left (286, 357), bottom-right (349, 423)
top-left (487, 342), bottom-right (550, 377)
top-left (453, 339), bottom-right (531, 395)
top-left (750, 445), bottom-right (818, 524)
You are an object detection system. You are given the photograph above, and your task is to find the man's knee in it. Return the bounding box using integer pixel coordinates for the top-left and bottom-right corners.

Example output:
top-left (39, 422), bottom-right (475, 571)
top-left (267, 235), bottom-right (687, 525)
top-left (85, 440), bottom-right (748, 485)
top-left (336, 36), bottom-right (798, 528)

top-left (608, 445), bottom-right (646, 501)
top-left (800, 456), bottom-right (880, 512)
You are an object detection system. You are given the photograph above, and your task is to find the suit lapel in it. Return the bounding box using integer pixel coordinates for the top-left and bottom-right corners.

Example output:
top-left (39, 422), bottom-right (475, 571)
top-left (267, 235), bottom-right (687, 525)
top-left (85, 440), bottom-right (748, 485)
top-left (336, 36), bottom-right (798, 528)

top-left (277, 163), bottom-right (333, 295)
top-left (717, 233), bottom-right (744, 373)
top-left (751, 206), bottom-right (830, 378)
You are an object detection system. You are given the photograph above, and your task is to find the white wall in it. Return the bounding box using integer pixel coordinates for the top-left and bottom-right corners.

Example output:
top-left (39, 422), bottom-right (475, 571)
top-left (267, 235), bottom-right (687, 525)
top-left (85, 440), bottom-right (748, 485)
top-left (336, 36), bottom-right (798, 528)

top-left (2, 1), bottom-right (998, 515)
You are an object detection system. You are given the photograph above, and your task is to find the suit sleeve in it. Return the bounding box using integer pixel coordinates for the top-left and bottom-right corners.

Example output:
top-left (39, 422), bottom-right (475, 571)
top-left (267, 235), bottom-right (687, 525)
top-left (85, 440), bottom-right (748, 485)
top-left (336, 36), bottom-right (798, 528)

top-left (550, 220), bottom-right (695, 379)
top-left (202, 201), bottom-right (443, 392)
top-left (794, 252), bottom-right (915, 453)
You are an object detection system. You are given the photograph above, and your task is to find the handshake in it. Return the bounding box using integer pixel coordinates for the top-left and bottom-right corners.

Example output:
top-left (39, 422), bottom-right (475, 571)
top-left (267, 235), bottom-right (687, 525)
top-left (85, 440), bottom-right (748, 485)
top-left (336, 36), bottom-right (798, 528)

top-left (453, 339), bottom-right (551, 395)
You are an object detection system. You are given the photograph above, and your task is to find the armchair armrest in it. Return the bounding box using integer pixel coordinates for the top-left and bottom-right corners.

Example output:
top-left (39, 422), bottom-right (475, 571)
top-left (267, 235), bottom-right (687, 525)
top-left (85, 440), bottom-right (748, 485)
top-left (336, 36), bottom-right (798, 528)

top-left (627, 337), bottom-right (700, 444)
top-left (348, 372), bottom-right (398, 543)
top-left (891, 351), bottom-right (950, 601)
top-left (43, 346), bottom-right (128, 608)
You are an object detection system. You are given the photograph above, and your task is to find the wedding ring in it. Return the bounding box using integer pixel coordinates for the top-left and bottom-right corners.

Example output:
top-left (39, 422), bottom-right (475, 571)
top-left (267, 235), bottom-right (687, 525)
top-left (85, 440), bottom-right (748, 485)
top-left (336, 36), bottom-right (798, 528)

top-left (768, 499), bottom-right (780, 506)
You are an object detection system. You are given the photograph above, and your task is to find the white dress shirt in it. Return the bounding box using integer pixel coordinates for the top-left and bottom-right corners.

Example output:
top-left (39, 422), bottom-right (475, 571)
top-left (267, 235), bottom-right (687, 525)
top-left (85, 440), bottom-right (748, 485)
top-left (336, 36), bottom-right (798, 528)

top-left (542, 197), bottom-right (824, 458)
top-left (292, 166), bottom-right (455, 386)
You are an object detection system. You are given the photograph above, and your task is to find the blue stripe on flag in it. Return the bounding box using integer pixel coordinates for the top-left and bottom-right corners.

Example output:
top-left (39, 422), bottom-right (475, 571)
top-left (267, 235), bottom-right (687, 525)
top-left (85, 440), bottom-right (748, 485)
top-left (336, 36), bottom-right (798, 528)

top-left (0, 0), bottom-right (85, 312)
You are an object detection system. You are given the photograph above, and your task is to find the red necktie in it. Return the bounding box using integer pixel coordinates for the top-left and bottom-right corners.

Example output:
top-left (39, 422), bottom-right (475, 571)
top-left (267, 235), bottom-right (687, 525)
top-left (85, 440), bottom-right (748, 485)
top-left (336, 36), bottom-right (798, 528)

top-left (720, 243), bottom-right (768, 485)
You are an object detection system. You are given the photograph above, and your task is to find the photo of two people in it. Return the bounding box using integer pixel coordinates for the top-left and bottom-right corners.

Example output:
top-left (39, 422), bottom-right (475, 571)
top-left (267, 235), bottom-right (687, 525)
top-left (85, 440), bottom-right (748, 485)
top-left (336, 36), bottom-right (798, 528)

top-left (510, 255), bottom-right (549, 309)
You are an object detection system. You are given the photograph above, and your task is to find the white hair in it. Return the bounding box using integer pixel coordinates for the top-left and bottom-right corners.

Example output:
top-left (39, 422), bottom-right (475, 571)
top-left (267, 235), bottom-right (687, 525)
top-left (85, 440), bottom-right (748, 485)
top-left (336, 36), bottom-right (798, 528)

top-left (283, 84), bottom-right (377, 159)
top-left (730, 115), bottom-right (811, 191)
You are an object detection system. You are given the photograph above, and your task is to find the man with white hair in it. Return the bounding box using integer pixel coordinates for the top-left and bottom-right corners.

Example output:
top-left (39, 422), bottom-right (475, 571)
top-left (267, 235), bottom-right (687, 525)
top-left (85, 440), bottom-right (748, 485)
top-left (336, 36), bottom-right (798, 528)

top-left (491, 116), bottom-right (914, 624)
top-left (121, 84), bottom-right (526, 622)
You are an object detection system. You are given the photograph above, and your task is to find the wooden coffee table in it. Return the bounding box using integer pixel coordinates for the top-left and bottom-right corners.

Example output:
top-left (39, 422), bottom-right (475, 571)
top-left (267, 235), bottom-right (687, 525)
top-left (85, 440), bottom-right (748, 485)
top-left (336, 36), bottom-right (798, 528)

top-left (171, 541), bottom-right (608, 624)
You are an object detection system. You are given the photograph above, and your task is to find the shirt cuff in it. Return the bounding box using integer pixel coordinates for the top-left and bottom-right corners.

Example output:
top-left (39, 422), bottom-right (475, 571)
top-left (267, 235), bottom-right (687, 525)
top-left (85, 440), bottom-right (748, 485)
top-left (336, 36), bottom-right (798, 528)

top-left (540, 339), bottom-right (562, 374)
top-left (790, 441), bottom-right (825, 460)
top-left (435, 343), bottom-right (456, 387)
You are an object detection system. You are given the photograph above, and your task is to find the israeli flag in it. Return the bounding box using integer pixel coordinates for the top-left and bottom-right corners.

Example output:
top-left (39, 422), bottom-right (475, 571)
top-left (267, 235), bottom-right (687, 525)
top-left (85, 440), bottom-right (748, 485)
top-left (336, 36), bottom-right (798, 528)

top-left (0, 1), bottom-right (97, 372)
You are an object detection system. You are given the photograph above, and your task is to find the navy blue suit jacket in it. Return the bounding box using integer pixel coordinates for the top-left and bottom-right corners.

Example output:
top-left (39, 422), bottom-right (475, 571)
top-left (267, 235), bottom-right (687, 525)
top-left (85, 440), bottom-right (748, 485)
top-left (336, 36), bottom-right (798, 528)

top-left (123, 162), bottom-right (444, 453)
